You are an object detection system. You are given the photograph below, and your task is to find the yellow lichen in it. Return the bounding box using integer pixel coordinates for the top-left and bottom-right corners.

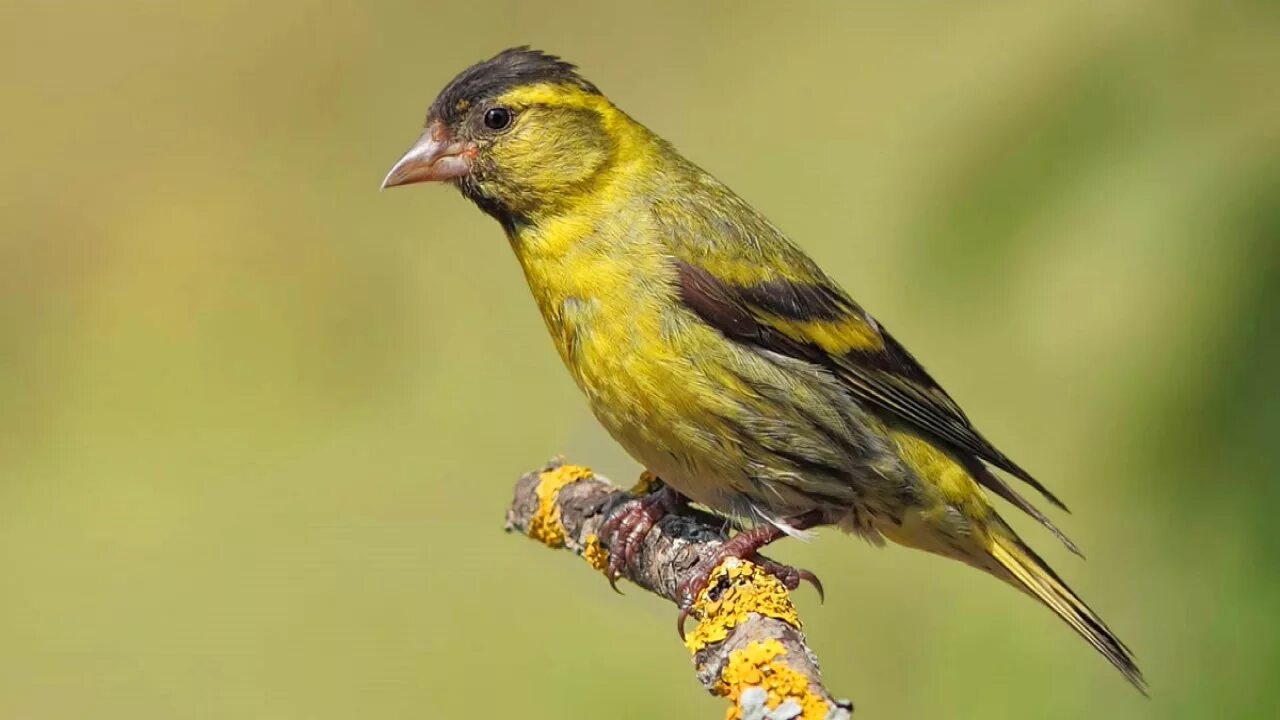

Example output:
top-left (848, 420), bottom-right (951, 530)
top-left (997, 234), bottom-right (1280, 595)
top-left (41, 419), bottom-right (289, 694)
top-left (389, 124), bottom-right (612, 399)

top-left (684, 558), bottom-right (802, 653)
top-left (582, 533), bottom-right (610, 573)
top-left (719, 640), bottom-right (829, 720)
top-left (527, 464), bottom-right (594, 548)
top-left (628, 470), bottom-right (661, 496)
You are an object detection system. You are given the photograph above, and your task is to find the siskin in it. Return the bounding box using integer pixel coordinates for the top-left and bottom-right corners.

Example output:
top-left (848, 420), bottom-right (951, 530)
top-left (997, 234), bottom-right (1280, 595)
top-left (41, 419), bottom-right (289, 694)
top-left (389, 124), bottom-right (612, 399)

top-left (382, 47), bottom-right (1144, 692)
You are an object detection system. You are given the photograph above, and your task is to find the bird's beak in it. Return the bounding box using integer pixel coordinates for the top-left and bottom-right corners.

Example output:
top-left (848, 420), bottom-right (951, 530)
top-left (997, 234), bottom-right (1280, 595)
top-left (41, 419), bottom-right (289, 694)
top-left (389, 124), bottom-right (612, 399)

top-left (380, 122), bottom-right (475, 190)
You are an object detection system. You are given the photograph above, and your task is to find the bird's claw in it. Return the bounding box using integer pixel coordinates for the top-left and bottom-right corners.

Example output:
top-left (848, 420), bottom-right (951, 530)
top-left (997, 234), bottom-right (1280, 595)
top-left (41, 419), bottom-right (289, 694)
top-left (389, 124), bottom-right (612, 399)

top-left (670, 520), bottom-right (829, 638)
top-left (675, 546), bottom-right (825, 640)
top-left (677, 604), bottom-right (693, 641)
top-left (752, 556), bottom-right (825, 604)
top-left (598, 482), bottom-right (684, 593)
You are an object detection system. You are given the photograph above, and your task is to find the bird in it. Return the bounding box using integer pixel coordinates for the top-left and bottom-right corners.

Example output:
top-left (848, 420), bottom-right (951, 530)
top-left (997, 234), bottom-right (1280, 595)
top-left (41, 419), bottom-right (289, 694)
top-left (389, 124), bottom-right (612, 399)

top-left (381, 46), bottom-right (1145, 692)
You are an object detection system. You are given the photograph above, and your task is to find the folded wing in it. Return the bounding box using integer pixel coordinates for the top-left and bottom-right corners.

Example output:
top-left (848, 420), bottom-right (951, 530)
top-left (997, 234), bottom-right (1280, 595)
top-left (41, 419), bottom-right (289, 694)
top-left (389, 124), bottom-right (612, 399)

top-left (674, 255), bottom-right (1078, 553)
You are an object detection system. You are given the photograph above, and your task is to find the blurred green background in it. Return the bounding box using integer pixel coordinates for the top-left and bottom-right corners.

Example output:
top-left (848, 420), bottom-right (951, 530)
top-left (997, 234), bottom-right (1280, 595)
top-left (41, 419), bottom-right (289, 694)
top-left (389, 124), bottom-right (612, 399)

top-left (2, 1), bottom-right (1277, 717)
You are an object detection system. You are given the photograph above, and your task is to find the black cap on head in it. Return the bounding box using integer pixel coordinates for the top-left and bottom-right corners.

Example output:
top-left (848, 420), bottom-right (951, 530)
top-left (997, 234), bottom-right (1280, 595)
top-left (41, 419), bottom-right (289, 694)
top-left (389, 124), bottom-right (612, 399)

top-left (429, 47), bottom-right (600, 126)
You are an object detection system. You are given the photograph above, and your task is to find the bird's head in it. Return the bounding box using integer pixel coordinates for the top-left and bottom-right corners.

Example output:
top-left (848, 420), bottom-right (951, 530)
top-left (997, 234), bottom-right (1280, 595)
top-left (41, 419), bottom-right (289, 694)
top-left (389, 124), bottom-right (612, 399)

top-left (382, 47), bottom-right (627, 224)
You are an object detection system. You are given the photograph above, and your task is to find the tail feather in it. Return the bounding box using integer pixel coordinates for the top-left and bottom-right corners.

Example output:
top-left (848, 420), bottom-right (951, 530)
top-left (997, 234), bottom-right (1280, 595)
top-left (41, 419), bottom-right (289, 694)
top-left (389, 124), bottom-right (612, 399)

top-left (987, 526), bottom-right (1147, 694)
top-left (971, 462), bottom-right (1082, 557)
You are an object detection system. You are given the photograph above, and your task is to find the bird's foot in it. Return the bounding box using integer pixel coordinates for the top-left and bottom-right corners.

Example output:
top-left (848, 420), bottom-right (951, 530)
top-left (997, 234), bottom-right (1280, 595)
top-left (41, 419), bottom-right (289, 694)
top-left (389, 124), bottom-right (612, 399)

top-left (599, 477), bottom-right (686, 592)
top-left (676, 515), bottom-right (825, 639)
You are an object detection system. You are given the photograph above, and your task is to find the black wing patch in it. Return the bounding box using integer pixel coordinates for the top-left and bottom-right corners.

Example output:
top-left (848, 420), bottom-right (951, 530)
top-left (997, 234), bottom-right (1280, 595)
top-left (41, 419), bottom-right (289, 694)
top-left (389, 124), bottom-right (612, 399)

top-left (675, 259), bottom-right (1072, 523)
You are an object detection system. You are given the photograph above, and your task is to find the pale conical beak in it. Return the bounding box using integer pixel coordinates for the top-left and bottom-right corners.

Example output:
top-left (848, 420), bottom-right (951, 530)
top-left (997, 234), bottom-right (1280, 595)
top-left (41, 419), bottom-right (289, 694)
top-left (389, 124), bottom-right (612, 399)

top-left (380, 122), bottom-right (475, 190)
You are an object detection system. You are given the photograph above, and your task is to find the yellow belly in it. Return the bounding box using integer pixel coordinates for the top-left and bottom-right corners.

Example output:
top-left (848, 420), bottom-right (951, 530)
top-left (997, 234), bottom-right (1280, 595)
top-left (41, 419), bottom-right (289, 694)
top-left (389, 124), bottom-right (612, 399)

top-left (518, 241), bottom-right (751, 510)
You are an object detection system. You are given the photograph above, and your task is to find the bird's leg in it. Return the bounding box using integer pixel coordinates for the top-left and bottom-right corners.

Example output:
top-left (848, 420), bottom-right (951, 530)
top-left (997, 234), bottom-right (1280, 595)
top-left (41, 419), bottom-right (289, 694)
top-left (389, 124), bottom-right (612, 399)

top-left (676, 511), bottom-right (825, 638)
top-left (599, 473), bottom-right (687, 592)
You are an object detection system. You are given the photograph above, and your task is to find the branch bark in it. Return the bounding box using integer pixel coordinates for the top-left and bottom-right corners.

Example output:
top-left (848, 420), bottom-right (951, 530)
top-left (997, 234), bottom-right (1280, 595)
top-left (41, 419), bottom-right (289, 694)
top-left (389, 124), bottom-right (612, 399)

top-left (504, 459), bottom-right (854, 720)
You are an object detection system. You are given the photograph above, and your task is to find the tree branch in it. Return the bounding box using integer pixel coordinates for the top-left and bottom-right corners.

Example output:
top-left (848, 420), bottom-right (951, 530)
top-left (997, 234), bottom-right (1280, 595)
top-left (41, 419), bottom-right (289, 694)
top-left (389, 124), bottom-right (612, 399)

top-left (504, 459), bottom-right (854, 720)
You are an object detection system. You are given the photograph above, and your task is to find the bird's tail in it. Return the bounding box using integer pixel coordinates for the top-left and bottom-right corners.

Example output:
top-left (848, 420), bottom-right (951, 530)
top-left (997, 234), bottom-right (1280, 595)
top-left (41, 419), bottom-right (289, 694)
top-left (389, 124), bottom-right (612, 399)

top-left (985, 523), bottom-right (1148, 694)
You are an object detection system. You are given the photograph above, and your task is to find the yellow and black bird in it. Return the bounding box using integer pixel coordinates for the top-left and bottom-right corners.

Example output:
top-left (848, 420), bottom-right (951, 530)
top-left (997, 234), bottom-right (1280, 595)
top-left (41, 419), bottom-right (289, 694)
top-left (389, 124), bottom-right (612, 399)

top-left (382, 47), bottom-right (1144, 691)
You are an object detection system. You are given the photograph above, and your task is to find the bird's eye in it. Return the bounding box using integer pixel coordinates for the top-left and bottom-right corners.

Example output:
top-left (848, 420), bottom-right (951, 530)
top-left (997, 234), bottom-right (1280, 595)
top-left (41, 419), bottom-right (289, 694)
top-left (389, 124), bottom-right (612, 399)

top-left (483, 107), bottom-right (513, 131)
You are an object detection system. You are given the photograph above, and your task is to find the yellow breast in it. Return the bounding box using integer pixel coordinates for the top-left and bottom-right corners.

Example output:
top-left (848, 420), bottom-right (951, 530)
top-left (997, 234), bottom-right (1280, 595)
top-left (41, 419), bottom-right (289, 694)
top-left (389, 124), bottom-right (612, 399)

top-left (513, 208), bottom-right (672, 412)
top-left (510, 208), bottom-right (746, 502)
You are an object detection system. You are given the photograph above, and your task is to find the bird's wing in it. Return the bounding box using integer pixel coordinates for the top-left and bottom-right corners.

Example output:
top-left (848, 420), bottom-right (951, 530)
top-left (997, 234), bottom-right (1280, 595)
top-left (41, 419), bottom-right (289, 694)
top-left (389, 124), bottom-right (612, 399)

top-left (671, 249), bottom-right (1076, 548)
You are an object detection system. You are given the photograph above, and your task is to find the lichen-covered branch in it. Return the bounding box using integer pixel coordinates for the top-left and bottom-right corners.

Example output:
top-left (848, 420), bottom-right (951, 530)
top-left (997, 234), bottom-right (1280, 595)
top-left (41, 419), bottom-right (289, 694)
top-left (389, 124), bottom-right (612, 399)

top-left (504, 459), bottom-right (854, 720)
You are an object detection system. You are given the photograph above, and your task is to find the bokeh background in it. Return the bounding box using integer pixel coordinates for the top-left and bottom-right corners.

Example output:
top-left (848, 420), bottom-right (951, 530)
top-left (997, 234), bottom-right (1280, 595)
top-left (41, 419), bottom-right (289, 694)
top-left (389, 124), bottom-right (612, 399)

top-left (3, 1), bottom-right (1277, 718)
